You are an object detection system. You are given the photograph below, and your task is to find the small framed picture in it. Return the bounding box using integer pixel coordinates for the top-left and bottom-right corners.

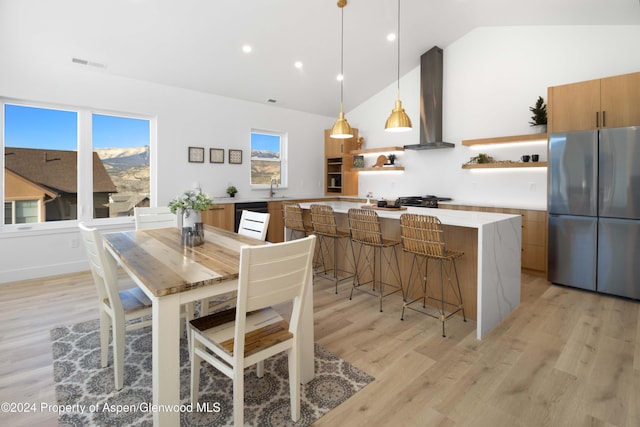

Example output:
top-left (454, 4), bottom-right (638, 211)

top-left (229, 149), bottom-right (242, 164)
top-left (210, 148), bottom-right (224, 164)
top-left (188, 146), bottom-right (205, 163)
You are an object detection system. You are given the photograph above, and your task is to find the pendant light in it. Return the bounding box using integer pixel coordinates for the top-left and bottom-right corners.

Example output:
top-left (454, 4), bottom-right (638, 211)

top-left (330, 0), bottom-right (353, 139)
top-left (385, 0), bottom-right (412, 132)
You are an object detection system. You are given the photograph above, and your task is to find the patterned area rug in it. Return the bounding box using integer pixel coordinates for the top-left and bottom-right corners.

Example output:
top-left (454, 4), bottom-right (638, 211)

top-left (51, 320), bottom-right (373, 426)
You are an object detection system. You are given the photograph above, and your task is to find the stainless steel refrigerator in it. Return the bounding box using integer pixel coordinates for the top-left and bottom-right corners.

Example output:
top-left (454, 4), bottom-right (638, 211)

top-left (548, 127), bottom-right (640, 299)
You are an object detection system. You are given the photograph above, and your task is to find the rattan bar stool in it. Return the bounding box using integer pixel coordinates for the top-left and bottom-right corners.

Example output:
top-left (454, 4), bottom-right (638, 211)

top-left (283, 202), bottom-right (312, 241)
top-left (347, 208), bottom-right (402, 312)
top-left (399, 213), bottom-right (466, 337)
top-left (310, 204), bottom-right (355, 293)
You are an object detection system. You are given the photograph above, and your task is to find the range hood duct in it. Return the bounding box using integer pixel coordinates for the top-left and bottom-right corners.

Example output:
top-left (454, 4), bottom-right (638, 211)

top-left (404, 46), bottom-right (455, 150)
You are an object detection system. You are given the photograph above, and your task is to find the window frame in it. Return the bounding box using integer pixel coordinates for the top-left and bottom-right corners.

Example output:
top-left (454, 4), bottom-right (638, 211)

top-left (1, 98), bottom-right (155, 232)
top-left (249, 129), bottom-right (288, 189)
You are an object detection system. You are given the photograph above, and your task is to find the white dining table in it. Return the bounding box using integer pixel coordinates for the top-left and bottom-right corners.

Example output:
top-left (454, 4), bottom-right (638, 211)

top-left (103, 225), bottom-right (315, 426)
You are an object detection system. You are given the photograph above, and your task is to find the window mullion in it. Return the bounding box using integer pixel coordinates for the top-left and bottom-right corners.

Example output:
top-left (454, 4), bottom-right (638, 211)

top-left (77, 110), bottom-right (93, 222)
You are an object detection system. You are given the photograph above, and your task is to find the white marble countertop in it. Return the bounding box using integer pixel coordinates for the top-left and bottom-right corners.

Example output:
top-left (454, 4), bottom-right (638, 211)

top-left (298, 201), bottom-right (520, 229)
top-left (439, 199), bottom-right (547, 212)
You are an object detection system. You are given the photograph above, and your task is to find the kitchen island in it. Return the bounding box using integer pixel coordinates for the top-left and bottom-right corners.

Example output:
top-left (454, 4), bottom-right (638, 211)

top-left (298, 201), bottom-right (522, 339)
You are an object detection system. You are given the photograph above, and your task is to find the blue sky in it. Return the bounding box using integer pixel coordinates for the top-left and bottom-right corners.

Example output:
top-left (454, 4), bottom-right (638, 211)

top-left (251, 132), bottom-right (280, 153)
top-left (4, 104), bottom-right (149, 150)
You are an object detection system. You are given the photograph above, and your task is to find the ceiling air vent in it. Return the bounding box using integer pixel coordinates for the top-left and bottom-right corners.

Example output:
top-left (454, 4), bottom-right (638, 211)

top-left (71, 57), bottom-right (107, 69)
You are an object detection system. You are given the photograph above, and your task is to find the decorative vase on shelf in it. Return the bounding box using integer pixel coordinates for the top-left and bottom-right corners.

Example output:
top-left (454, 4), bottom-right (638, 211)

top-left (530, 124), bottom-right (547, 134)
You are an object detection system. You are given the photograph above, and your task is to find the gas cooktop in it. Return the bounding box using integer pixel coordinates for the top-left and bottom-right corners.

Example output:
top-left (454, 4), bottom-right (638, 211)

top-left (398, 195), bottom-right (452, 208)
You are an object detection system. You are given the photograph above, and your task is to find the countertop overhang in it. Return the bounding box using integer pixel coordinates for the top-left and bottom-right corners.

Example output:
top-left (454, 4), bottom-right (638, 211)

top-left (298, 201), bottom-right (520, 229)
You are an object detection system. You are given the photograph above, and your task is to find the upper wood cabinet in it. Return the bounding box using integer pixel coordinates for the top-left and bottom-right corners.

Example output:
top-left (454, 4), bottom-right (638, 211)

top-left (324, 134), bottom-right (352, 158)
top-left (548, 72), bottom-right (640, 133)
top-left (600, 73), bottom-right (640, 129)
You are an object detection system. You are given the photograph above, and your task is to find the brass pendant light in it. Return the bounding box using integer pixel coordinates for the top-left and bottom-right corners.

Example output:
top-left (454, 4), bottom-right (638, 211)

top-left (330, 0), bottom-right (353, 139)
top-left (385, 0), bottom-right (412, 132)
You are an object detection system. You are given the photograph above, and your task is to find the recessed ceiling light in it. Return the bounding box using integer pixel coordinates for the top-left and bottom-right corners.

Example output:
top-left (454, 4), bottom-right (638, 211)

top-left (242, 45), bottom-right (252, 53)
top-left (387, 33), bottom-right (396, 42)
top-left (294, 61), bottom-right (303, 69)
top-left (336, 74), bottom-right (343, 81)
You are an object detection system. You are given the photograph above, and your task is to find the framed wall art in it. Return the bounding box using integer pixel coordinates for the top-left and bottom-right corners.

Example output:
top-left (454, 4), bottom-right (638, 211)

top-left (229, 149), bottom-right (242, 164)
top-left (210, 148), bottom-right (224, 163)
top-left (188, 146), bottom-right (205, 163)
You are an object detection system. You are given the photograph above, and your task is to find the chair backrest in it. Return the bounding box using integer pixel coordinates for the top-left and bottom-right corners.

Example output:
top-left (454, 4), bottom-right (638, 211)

top-left (134, 206), bottom-right (177, 230)
top-left (310, 204), bottom-right (338, 236)
top-left (348, 208), bottom-right (383, 245)
top-left (237, 210), bottom-right (270, 241)
top-left (78, 222), bottom-right (124, 313)
top-left (283, 202), bottom-right (306, 232)
top-left (234, 235), bottom-right (316, 355)
top-left (400, 213), bottom-right (446, 257)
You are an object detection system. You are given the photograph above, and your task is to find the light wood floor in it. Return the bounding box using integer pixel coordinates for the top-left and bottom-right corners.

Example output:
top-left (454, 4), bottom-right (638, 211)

top-left (0, 271), bottom-right (638, 426)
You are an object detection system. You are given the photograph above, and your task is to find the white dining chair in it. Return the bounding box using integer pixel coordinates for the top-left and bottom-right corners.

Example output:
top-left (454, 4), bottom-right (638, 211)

top-left (134, 206), bottom-right (177, 230)
top-left (189, 235), bottom-right (316, 426)
top-left (79, 222), bottom-right (153, 390)
top-left (200, 210), bottom-right (271, 317)
top-left (237, 210), bottom-right (270, 241)
top-left (79, 222), bottom-right (192, 390)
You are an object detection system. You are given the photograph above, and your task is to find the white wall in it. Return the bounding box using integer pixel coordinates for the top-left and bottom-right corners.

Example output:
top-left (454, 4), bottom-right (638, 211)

top-left (347, 25), bottom-right (640, 207)
top-left (3, 24), bottom-right (640, 283)
top-left (0, 53), bottom-right (331, 283)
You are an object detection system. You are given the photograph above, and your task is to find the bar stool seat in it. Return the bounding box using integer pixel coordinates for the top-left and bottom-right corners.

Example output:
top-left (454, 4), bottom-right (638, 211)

top-left (347, 208), bottom-right (402, 312)
top-left (399, 213), bottom-right (466, 337)
top-left (310, 204), bottom-right (354, 293)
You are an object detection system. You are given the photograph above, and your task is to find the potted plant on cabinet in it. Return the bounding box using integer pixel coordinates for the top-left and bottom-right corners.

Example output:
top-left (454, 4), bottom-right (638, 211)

top-left (226, 185), bottom-right (238, 198)
top-left (529, 96), bottom-right (547, 133)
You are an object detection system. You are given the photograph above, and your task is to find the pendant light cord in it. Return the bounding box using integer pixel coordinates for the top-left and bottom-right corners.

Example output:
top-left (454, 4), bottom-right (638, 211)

top-left (396, 0), bottom-right (401, 96)
top-left (340, 6), bottom-right (345, 108)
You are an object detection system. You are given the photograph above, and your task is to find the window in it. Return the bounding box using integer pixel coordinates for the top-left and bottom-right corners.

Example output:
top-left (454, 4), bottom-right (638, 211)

top-left (250, 130), bottom-right (287, 187)
top-left (92, 114), bottom-right (150, 219)
top-left (5, 200), bottom-right (39, 224)
top-left (2, 100), bottom-right (151, 226)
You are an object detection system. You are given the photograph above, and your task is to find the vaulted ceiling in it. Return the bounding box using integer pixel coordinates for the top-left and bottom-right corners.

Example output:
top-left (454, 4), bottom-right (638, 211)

top-left (3, 0), bottom-right (640, 116)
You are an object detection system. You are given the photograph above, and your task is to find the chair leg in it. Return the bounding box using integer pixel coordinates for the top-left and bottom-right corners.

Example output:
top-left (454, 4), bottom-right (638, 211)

top-left (452, 259), bottom-right (466, 322)
top-left (190, 333), bottom-right (201, 405)
top-left (99, 310), bottom-right (110, 368)
top-left (439, 260), bottom-right (447, 337)
top-left (257, 360), bottom-right (264, 378)
top-left (112, 318), bottom-right (126, 390)
top-left (233, 366), bottom-right (245, 427)
top-left (288, 346), bottom-right (301, 422)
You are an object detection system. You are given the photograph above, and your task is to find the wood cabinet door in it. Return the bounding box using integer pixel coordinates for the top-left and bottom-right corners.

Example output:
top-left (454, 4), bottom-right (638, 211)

top-left (600, 72), bottom-right (640, 128)
top-left (201, 204), bottom-right (234, 231)
top-left (324, 130), bottom-right (345, 157)
top-left (548, 79), bottom-right (600, 133)
top-left (267, 201), bottom-right (284, 243)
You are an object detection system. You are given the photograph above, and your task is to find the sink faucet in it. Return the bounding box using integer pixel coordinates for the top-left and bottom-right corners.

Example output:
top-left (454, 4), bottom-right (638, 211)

top-left (270, 178), bottom-right (278, 197)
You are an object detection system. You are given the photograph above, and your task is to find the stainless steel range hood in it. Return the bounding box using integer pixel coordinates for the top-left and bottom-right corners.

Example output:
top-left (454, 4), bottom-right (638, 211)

top-left (404, 46), bottom-right (455, 150)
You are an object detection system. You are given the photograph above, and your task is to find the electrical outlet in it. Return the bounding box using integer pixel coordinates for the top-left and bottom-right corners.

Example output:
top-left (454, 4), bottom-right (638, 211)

top-left (70, 238), bottom-right (79, 248)
top-left (529, 182), bottom-right (536, 192)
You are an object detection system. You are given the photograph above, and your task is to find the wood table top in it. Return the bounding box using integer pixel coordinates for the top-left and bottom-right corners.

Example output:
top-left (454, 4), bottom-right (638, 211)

top-left (103, 225), bottom-right (267, 297)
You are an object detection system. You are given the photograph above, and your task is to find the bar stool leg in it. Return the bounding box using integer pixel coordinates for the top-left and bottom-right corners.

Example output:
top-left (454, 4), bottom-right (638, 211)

top-left (452, 258), bottom-right (466, 322)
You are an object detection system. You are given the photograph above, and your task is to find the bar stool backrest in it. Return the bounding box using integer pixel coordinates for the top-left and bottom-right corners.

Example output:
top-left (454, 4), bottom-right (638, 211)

top-left (400, 213), bottom-right (446, 258)
top-left (348, 208), bottom-right (383, 246)
top-left (310, 204), bottom-right (338, 236)
top-left (283, 203), bottom-right (306, 232)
